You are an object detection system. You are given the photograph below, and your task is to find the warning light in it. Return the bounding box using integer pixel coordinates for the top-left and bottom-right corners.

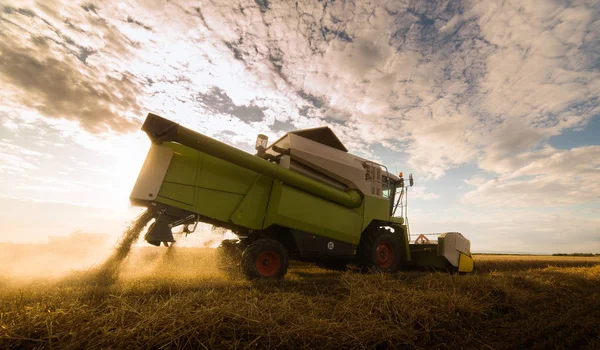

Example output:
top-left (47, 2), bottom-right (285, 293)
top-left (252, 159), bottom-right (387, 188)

top-left (399, 172), bottom-right (403, 178)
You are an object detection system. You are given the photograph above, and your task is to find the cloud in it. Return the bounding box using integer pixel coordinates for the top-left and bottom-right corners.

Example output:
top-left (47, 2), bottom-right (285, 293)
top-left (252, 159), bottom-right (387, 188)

top-left (463, 146), bottom-right (600, 207)
top-left (478, 119), bottom-right (555, 174)
top-left (4, 0), bottom-right (597, 169)
top-left (194, 87), bottom-right (266, 123)
top-left (411, 207), bottom-right (600, 254)
top-left (464, 175), bottom-right (487, 187)
top-left (409, 186), bottom-right (440, 201)
top-left (0, 113), bottom-right (152, 213)
top-left (404, 105), bottom-right (478, 178)
top-left (0, 129), bottom-right (48, 175)
top-left (474, 1), bottom-right (600, 125)
top-left (191, 0), bottom-right (599, 180)
top-left (0, 43), bottom-right (141, 133)
top-left (0, 2), bottom-right (143, 133)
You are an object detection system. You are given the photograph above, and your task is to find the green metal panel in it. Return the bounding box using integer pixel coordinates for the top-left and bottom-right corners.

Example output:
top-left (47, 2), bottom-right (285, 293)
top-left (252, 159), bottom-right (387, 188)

top-left (161, 143), bottom-right (199, 186)
top-left (156, 142), bottom-right (263, 225)
top-left (197, 153), bottom-right (257, 195)
top-left (230, 175), bottom-right (274, 229)
top-left (155, 196), bottom-right (195, 213)
top-left (263, 180), bottom-right (283, 228)
top-left (157, 143), bottom-right (199, 205)
top-left (193, 188), bottom-right (244, 222)
top-left (392, 224), bottom-right (411, 262)
top-left (272, 184), bottom-right (363, 245)
top-left (362, 195), bottom-right (392, 232)
top-left (157, 182), bottom-right (195, 206)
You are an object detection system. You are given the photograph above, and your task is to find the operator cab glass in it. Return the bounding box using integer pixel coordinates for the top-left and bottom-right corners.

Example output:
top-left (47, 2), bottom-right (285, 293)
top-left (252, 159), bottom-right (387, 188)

top-left (382, 177), bottom-right (392, 198)
top-left (382, 176), bottom-right (397, 216)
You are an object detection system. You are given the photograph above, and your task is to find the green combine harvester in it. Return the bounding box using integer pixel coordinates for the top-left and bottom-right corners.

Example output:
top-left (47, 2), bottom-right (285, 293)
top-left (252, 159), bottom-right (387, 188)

top-left (130, 113), bottom-right (474, 279)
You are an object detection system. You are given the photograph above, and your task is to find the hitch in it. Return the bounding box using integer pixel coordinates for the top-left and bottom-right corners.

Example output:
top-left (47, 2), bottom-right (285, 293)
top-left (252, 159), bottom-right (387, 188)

top-left (145, 213), bottom-right (200, 246)
top-left (169, 214), bottom-right (199, 236)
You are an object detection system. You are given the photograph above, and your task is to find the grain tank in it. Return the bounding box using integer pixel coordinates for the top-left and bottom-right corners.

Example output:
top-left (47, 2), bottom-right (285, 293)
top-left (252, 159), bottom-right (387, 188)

top-left (130, 113), bottom-right (474, 279)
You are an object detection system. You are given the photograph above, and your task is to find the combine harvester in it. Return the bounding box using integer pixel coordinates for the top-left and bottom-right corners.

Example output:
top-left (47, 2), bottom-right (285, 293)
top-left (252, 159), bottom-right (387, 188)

top-left (130, 113), bottom-right (474, 279)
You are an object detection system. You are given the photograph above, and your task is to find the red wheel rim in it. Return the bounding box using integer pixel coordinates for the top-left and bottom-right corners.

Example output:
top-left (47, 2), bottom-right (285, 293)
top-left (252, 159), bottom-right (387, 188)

top-left (375, 242), bottom-right (394, 268)
top-left (255, 250), bottom-right (281, 277)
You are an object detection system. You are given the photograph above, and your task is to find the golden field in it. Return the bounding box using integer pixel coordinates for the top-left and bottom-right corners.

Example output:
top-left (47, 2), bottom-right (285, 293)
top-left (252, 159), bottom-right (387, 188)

top-left (1, 248), bottom-right (599, 349)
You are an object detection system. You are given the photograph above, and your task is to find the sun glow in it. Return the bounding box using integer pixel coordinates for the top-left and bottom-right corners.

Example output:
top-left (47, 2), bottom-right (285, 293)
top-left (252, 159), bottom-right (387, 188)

top-left (95, 132), bottom-right (151, 210)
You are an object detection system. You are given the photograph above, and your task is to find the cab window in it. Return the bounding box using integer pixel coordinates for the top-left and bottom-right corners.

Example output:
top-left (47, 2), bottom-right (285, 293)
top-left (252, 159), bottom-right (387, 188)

top-left (382, 176), bottom-right (392, 198)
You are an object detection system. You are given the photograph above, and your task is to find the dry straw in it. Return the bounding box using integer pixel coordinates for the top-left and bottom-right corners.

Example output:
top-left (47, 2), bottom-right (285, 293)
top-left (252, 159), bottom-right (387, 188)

top-left (1, 250), bottom-right (599, 349)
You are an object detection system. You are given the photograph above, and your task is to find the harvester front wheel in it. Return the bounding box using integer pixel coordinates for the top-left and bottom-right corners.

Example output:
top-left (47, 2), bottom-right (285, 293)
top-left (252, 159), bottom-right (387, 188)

top-left (241, 239), bottom-right (289, 280)
top-left (357, 227), bottom-right (402, 273)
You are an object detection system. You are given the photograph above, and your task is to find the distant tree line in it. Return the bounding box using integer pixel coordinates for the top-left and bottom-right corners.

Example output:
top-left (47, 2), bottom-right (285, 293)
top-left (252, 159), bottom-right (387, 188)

top-left (552, 253), bottom-right (600, 257)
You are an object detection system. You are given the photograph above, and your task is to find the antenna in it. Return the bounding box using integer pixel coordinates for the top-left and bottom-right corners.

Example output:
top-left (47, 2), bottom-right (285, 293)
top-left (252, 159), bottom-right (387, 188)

top-left (405, 186), bottom-right (410, 240)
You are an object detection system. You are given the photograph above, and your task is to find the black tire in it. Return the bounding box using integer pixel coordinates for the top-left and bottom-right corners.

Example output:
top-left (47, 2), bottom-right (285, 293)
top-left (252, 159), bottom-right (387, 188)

top-left (357, 226), bottom-right (402, 273)
top-left (241, 238), bottom-right (289, 280)
top-left (216, 239), bottom-right (243, 272)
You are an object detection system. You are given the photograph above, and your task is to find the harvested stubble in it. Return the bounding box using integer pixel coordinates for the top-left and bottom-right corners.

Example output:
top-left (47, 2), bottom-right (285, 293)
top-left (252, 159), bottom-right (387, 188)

top-left (1, 251), bottom-right (599, 349)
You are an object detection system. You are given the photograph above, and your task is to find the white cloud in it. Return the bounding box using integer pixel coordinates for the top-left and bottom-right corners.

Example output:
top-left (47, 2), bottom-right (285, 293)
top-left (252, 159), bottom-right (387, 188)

top-left (0, 139), bottom-right (44, 174)
top-left (409, 186), bottom-right (440, 201)
top-left (474, 1), bottom-right (600, 123)
top-left (404, 105), bottom-right (478, 179)
top-left (464, 175), bottom-right (488, 187)
top-left (2, 0), bottom-right (598, 176)
top-left (464, 146), bottom-right (600, 207)
top-left (409, 204), bottom-right (600, 254)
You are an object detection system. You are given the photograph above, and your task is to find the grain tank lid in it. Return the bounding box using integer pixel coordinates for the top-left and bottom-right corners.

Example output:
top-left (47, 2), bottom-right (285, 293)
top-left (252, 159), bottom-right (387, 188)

top-left (288, 127), bottom-right (348, 152)
top-left (142, 113), bottom-right (180, 143)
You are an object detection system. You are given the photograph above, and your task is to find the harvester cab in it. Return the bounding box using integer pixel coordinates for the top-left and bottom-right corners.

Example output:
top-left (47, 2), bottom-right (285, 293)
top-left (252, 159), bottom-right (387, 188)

top-left (130, 113), bottom-right (474, 279)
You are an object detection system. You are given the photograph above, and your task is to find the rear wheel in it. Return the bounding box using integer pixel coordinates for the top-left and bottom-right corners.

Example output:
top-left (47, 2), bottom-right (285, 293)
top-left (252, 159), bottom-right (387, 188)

top-left (357, 227), bottom-right (402, 272)
top-left (241, 239), bottom-right (289, 279)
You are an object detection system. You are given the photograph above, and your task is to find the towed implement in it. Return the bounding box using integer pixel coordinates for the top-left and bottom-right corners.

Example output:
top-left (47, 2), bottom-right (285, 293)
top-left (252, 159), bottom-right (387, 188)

top-left (130, 113), bottom-right (474, 279)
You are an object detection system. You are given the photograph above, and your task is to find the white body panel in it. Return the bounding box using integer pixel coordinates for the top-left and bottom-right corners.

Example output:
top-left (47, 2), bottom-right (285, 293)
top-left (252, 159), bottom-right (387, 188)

top-left (267, 131), bottom-right (399, 198)
top-left (439, 232), bottom-right (471, 267)
top-left (130, 144), bottom-right (173, 202)
top-left (288, 134), bottom-right (369, 194)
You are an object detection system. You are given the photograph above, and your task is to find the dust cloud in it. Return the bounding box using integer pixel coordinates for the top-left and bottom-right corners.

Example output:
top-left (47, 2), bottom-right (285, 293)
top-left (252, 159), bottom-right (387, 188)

top-left (0, 209), bottom-right (234, 288)
top-left (0, 209), bottom-right (153, 286)
top-left (92, 209), bottom-right (154, 284)
top-left (0, 232), bottom-right (114, 282)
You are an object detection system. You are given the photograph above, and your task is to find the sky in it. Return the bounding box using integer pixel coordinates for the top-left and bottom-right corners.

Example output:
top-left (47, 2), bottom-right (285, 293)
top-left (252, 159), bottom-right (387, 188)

top-left (0, 0), bottom-right (599, 254)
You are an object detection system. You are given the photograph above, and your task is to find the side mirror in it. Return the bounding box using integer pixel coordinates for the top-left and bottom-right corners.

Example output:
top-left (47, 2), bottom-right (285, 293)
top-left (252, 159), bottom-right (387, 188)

top-left (409, 173), bottom-right (414, 187)
top-left (255, 134), bottom-right (268, 151)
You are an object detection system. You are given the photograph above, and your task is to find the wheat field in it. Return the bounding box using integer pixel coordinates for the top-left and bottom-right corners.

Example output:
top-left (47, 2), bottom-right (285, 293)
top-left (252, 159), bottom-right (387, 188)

top-left (1, 247), bottom-right (599, 349)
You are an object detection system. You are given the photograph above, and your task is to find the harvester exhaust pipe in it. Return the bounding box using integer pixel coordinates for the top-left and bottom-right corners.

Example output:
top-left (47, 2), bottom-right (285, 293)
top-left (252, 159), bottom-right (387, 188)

top-left (141, 113), bottom-right (363, 209)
